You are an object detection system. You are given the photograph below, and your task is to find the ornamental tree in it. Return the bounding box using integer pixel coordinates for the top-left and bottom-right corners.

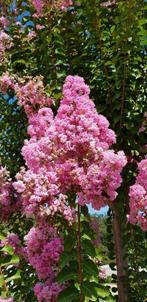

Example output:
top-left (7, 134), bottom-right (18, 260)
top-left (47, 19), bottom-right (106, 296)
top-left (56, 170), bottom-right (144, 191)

top-left (0, 1), bottom-right (146, 302)
top-left (1, 74), bottom-right (127, 301)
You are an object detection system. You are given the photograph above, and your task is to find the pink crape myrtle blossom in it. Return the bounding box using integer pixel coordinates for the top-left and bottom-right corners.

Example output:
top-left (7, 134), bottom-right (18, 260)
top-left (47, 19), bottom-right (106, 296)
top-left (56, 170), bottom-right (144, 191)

top-left (0, 32), bottom-right (13, 49)
top-left (24, 222), bottom-right (63, 279)
top-left (0, 298), bottom-right (13, 302)
top-left (13, 75), bottom-right (127, 218)
top-left (1, 233), bottom-right (25, 258)
top-left (0, 167), bottom-right (11, 207)
top-left (0, 74), bottom-right (52, 114)
top-left (0, 31), bottom-right (13, 64)
top-left (60, 0), bottom-right (73, 10)
top-left (0, 16), bottom-right (9, 28)
top-left (31, 0), bottom-right (43, 14)
top-left (13, 167), bottom-right (59, 216)
top-left (0, 73), bottom-right (14, 94)
top-left (30, 0), bottom-right (73, 15)
top-left (99, 266), bottom-right (108, 279)
top-left (0, 166), bottom-right (21, 222)
top-left (24, 222), bottom-right (64, 300)
top-left (34, 280), bottom-right (63, 302)
top-left (1, 74), bottom-right (127, 219)
top-left (27, 30), bottom-right (37, 41)
top-left (27, 107), bottom-right (54, 138)
top-left (14, 77), bottom-right (52, 116)
top-left (3, 233), bottom-right (20, 248)
top-left (1, 222), bottom-right (63, 302)
top-left (36, 24), bottom-right (45, 30)
top-left (0, 167), bottom-right (13, 222)
top-left (13, 166), bottom-right (76, 222)
top-left (128, 157), bottom-right (147, 231)
top-left (40, 193), bottom-right (76, 224)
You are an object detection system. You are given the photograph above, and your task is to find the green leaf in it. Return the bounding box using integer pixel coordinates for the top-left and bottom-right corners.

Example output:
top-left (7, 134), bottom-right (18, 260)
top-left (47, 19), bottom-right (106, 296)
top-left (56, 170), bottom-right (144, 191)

top-left (57, 267), bottom-right (78, 283)
top-left (1, 255), bottom-right (19, 267)
top-left (85, 297), bottom-right (97, 302)
top-left (110, 25), bottom-right (115, 33)
top-left (64, 235), bottom-right (75, 252)
top-left (1, 245), bottom-right (14, 255)
top-left (82, 281), bottom-right (98, 298)
top-left (96, 287), bottom-right (110, 298)
top-left (82, 234), bottom-right (91, 241)
top-left (6, 269), bottom-right (22, 283)
top-left (83, 259), bottom-right (98, 277)
top-left (105, 297), bottom-right (116, 302)
top-left (57, 286), bottom-right (80, 302)
top-left (82, 239), bottom-right (96, 257)
top-left (0, 233), bottom-right (5, 240)
top-left (60, 251), bottom-right (76, 267)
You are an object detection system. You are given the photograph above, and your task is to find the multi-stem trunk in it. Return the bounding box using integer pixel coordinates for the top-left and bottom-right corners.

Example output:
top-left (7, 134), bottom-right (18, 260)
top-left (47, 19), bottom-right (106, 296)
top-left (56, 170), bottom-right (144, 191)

top-left (77, 204), bottom-right (84, 302)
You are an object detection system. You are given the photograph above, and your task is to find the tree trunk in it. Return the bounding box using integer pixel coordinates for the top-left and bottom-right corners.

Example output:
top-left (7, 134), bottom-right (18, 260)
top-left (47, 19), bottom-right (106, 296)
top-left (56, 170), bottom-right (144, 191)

top-left (109, 202), bottom-right (128, 302)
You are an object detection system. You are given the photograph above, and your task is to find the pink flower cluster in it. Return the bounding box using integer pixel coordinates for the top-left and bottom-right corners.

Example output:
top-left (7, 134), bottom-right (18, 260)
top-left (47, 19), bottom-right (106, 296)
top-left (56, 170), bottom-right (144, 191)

top-left (14, 77), bottom-right (52, 116)
top-left (1, 221), bottom-right (63, 302)
top-left (13, 75), bottom-right (126, 218)
top-left (0, 31), bottom-right (13, 64)
top-left (0, 16), bottom-right (9, 28)
top-left (0, 298), bottom-right (13, 302)
top-left (24, 222), bottom-right (63, 301)
top-left (128, 157), bottom-right (147, 231)
top-left (34, 280), bottom-right (63, 302)
top-left (27, 30), bottom-right (37, 41)
top-left (30, 0), bottom-right (73, 15)
top-left (60, 0), bottom-right (73, 10)
top-left (1, 233), bottom-right (25, 257)
top-left (0, 167), bottom-right (13, 222)
top-left (40, 194), bottom-right (76, 224)
top-left (13, 168), bottom-right (75, 224)
top-left (31, 0), bottom-right (43, 14)
top-left (99, 266), bottom-right (108, 280)
top-left (0, 73), bottom-right (14, 95)
top-left (24, 222), bottom-right (63, 279)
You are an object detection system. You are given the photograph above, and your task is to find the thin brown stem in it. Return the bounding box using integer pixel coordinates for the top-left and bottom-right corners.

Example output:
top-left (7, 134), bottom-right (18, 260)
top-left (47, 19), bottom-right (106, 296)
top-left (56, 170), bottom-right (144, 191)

top-left (77, 204), bottom-right (84, 302)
